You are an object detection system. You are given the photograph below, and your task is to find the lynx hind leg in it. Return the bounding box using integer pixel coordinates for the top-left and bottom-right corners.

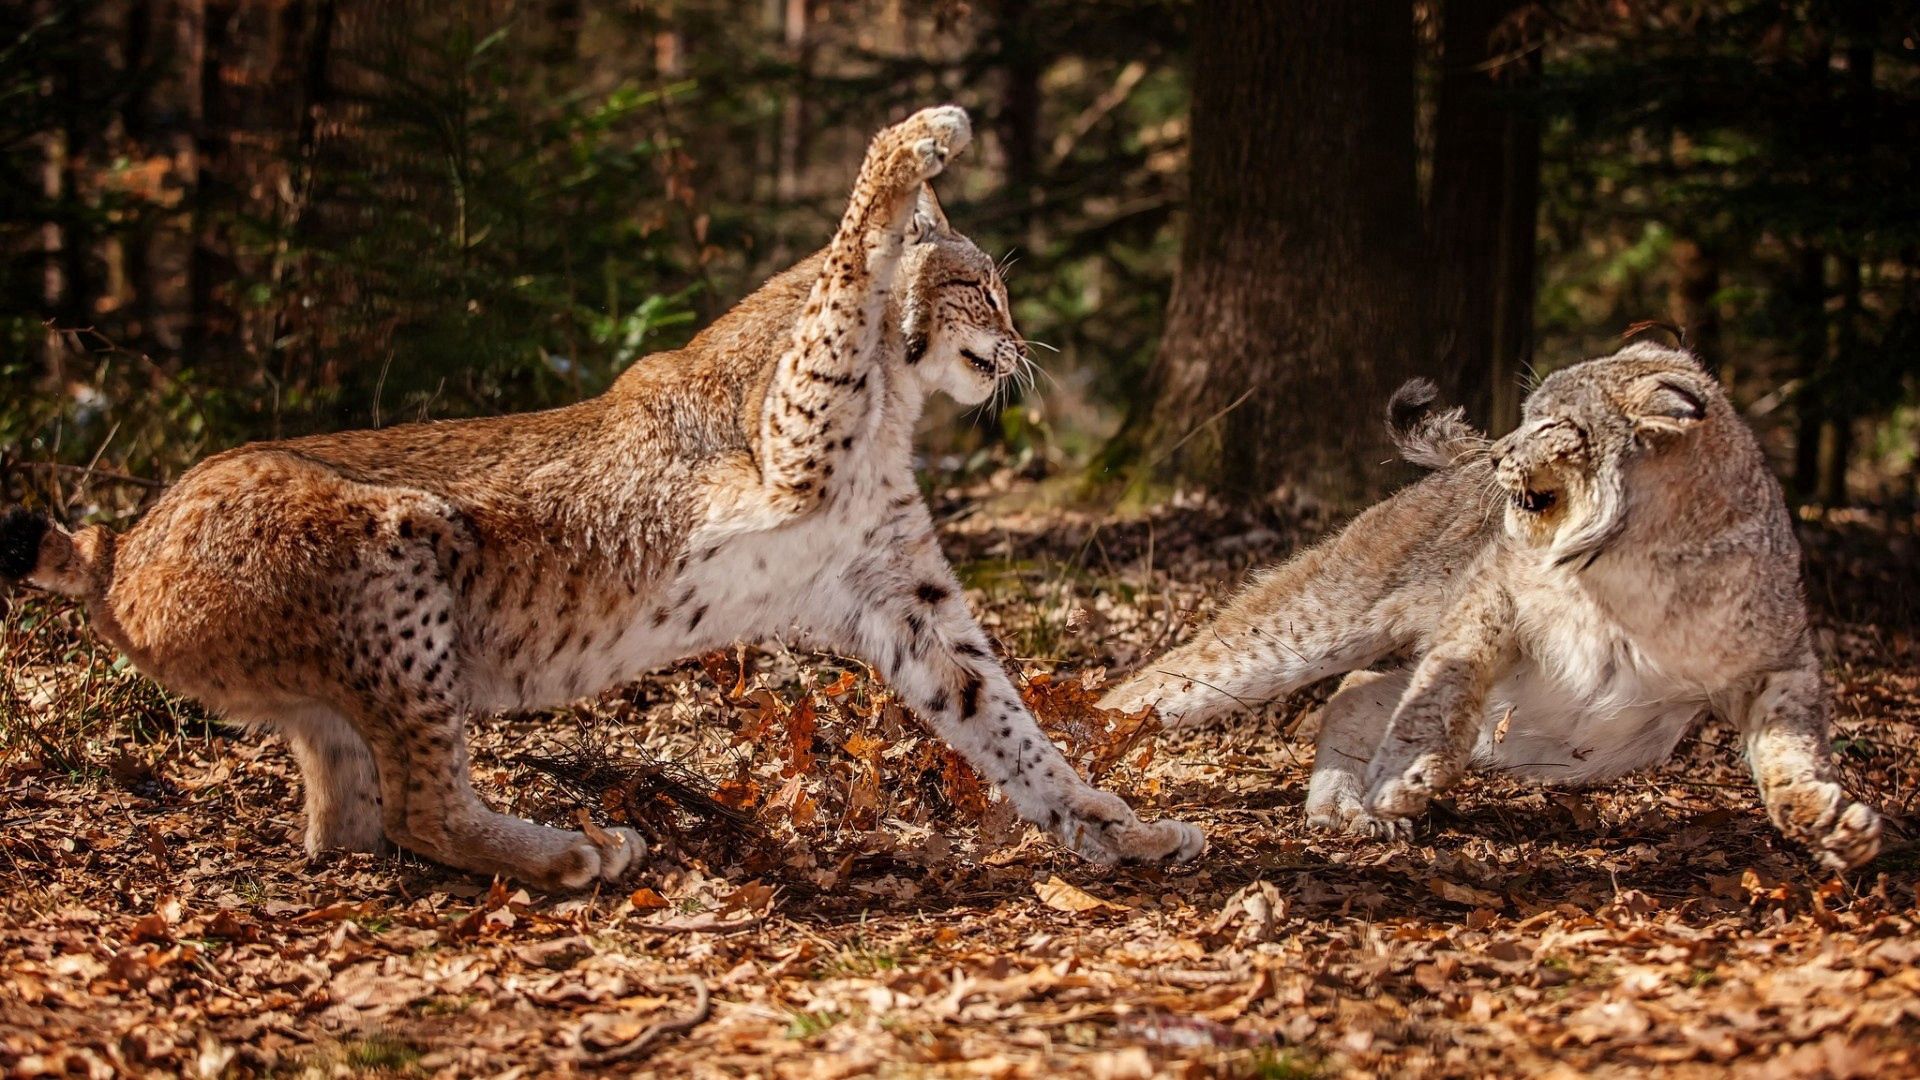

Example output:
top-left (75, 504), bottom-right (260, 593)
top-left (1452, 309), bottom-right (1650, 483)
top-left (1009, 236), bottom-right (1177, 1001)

top-left (1099, 587), bottom-right (1397, 727)
top-left (274, 705), bottom-right (386, 856)
top-left (341, 523), bottom-right (641, 891)
top-left (1739, 667), bottom-right (1883, 870)
top-left (1305, 667), bottom-right (1413, 839)
top-left (826, 524), bottom-right (1202, 865)
top-left (353, 693), bottom-right (643, 891)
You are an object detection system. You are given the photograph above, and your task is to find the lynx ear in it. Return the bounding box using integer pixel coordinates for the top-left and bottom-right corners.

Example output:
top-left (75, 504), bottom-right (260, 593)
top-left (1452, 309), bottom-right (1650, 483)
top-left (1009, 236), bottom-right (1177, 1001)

top-left (909, 183), bottom-right (952, 244)
top-left (1631, 376), bottom-right (1708, 438)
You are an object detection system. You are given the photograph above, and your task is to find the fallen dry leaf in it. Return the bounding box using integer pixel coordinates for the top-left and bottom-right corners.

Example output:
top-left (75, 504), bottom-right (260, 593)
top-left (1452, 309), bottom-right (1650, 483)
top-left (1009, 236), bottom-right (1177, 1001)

top-left (1035, 875), bottom-right (1131, 914)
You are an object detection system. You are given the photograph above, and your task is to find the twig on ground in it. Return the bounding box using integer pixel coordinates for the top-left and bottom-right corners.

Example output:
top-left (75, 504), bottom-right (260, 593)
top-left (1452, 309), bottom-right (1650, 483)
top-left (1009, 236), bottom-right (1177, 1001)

top-left (579, 974), bottom-right (712, 1064)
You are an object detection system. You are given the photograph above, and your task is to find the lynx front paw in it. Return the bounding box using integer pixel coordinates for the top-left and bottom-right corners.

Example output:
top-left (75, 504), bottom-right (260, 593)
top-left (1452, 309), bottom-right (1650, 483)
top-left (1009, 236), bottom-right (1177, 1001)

top-left (1364, 749), bottom-right (1456, 823)
top-left (1768, 781), bottom-right (1882, 870)
top-left (304, 817), bottom-right (390, 860)
top-left (1306, 789), bottom-right (1414, 840)
top-left (1816, 801), bottom-right (1883, 871)
top-left (884, 105), bottom-right (971, 186)
top-left (1051, 787), bottom-right (1205, 866)
top-left (303, 791), bottom-right (389, 858)
top-left (546, 826), bottom-right (646, 892)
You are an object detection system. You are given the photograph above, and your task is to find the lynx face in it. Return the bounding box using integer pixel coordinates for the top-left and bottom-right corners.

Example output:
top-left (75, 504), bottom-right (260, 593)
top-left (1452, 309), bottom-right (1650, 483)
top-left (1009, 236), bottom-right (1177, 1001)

top-left (1494, 343), bottom-right (1720, 568)
top-left (901, 237), bottom-right (1025, 406)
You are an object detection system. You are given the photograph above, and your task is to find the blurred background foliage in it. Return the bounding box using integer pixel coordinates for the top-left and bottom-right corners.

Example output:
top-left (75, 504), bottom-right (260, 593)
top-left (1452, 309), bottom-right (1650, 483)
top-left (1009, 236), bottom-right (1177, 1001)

top-left (1, 0), bottom-right (1915, 518)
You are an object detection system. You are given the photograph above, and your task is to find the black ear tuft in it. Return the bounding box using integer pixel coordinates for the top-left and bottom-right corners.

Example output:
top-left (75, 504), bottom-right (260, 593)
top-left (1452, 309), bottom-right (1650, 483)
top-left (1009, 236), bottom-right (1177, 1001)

top-left (0, 507), bottom-right (50, 580)
top-left (1620, 319), bottom-right (1688, 349)
top-left (1621, 320), bottom-right (1714, 373)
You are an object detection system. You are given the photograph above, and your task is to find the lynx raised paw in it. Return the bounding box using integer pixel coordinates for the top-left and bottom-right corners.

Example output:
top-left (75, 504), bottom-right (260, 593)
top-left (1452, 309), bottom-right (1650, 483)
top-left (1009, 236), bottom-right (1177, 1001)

top-left (1051, 787), bottom-right (1205, 866)
top-left (877, 105), bottom-right (971, 189)
top-left (544, 826), bottom-right (646, 892)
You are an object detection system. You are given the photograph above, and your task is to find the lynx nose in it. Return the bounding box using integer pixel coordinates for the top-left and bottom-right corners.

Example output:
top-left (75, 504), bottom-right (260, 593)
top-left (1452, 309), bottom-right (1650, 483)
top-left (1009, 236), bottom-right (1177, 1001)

top-left (1490, 436), bottom-right (1513, 469)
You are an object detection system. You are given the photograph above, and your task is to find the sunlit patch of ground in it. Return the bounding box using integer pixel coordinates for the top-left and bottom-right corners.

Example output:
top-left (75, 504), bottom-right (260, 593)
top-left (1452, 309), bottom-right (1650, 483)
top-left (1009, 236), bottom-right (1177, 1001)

top-left (2, 492), bottom-right (1915, 1078)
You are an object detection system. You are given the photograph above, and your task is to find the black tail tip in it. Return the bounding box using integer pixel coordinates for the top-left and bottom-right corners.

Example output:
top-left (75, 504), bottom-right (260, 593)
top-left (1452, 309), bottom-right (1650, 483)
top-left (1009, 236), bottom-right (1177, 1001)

top-left (0, 507), bottom-right (49, 580)
top-left (1388, 378), bottom-right (1441, 432)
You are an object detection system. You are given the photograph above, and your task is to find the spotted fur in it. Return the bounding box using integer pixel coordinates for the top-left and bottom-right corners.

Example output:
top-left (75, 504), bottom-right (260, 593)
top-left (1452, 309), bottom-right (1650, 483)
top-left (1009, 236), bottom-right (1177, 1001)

top-left (1102, 343), bottom-right (1881, 871)
top-left (5, 107), bottom-right (1202, 889)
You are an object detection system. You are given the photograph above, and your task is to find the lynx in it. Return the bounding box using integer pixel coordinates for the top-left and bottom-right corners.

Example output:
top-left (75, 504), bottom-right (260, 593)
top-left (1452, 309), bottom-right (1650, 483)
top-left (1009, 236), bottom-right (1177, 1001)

top-left (1, 106), bottom-right (1203, 890)
top-left (1101, 343), bottom-right (1880, 870)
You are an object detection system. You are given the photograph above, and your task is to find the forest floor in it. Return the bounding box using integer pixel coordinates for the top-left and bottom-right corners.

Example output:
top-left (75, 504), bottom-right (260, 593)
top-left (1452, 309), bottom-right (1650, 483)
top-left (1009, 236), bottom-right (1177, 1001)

top-left (2, 481), bottom-right (1917, 1079)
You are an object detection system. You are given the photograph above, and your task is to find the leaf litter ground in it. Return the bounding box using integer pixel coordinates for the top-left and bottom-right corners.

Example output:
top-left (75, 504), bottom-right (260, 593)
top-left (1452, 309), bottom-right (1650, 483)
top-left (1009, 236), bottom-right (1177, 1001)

top-left (1, 488), bottom-right (1916, 1078)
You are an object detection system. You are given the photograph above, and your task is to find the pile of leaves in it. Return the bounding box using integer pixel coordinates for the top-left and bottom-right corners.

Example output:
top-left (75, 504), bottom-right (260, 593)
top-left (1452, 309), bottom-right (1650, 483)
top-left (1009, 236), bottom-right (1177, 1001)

top-left (1, 490), bottom-right (1916, 1077)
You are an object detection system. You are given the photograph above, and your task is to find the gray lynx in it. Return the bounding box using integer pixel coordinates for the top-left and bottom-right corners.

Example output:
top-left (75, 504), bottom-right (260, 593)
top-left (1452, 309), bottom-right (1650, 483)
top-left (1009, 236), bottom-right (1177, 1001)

top-left (1103, 342), bottom-right (1881, 870)
top-left (0, 106), bottom-right (1203, 891)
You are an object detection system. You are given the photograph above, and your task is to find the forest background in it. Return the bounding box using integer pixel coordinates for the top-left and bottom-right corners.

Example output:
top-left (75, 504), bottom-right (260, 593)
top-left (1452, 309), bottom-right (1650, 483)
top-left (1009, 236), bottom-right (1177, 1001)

top-left (3, 0), bottom-right (1916, 516)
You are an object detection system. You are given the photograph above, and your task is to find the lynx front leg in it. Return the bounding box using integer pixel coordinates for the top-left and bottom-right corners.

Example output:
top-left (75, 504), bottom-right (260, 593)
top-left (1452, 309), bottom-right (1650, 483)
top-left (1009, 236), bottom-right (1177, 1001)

top-left (1363, 580), bottom-right (1514, 824)
top-left (1735, 666), bottom-right (1882, 870)
top-left (755, 107), bottom-right (971, 517)
top-left (818, 523), bottom-right (1203, 865)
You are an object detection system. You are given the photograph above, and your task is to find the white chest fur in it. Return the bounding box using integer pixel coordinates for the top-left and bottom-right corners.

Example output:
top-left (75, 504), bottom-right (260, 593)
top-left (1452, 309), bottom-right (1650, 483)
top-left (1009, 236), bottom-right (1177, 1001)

top-left (1472, 552), bottom-right (1739, 783)
top-left (491, 391), bottom-right (921, 711)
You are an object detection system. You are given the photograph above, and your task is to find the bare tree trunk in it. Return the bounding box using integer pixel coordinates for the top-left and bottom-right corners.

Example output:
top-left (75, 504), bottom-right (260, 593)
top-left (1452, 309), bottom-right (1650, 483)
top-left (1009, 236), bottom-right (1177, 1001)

top-left (1428, 0), bottom-right (1538, 433)
top-left (1818, 38), bottom-right (1874, 507)
top-left (1669, 236), bottom-right (1722, 384)
top-left (770, 0), bottom-right (811, 265)
top-left (1107, 0), bottom-right (1427, 510)
top-left (54, 4), bottom-right (98, 336)
top-left (122, 0), bottom-right (158, 348)
top-left (266, 0), bottom-right (335, 407)
top-left (1824, 248), bottom-right (1862, 506)
top-left (1791, 246), bottom-right (1827, 502)
top-left (995, 0), bottom-right (1041, 242)
top-left (184, 0), bottom-right (223, 364)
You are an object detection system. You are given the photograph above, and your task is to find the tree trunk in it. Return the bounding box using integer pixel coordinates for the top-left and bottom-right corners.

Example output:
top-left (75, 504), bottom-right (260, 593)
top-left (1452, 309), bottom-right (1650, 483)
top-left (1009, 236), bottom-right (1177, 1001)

top-left (1107, 0), bottom-right (1426, 510)
top-left (1819, 39), bottom-right (1874, 508)
top-left (771, 0), bottom-right (811, 265)
top-left (123, 0), bottom-right (157, 348)
top-left (1823, 247), bottom-right (1862, 506)
top-left (995, 0), bottom-right (1041, 242)
top-left (1668, 236), bottom-right (1721, 385)
top-left (184, 0), bottom-right (224, 364)
top-left (1790, 246), bottom-right (1827, 502)
top-left (1428, 0), bottom-right (1538, 433)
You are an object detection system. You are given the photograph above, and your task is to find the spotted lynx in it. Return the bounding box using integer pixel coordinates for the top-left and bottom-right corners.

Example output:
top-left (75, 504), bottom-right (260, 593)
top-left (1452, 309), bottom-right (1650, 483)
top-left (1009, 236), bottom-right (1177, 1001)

top-left (1, 106), bottom-right (1203, 890)
top-left (1102, 343), bottom-right (1880, 870)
